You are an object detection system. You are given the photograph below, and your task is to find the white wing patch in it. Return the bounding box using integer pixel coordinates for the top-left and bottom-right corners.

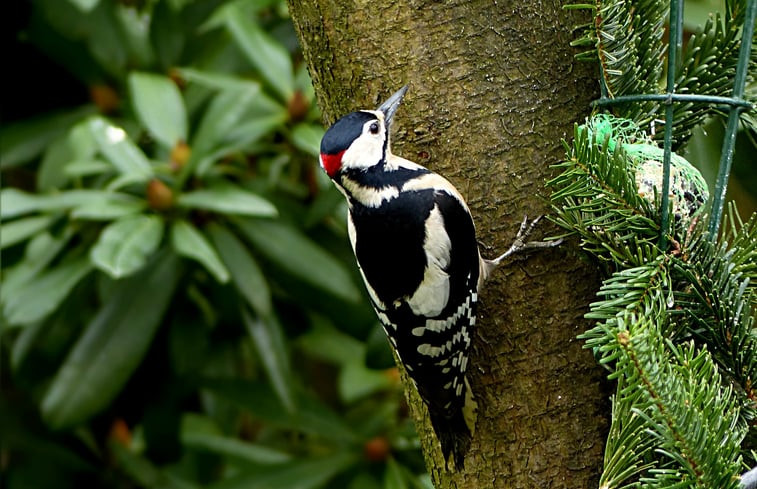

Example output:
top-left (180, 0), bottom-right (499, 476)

top-left (405, 204), bottom-right (451, 317)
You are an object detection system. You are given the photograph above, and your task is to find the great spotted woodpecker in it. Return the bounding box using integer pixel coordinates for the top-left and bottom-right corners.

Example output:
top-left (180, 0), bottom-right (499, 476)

top-left (319, 86), bottom-right (558, 469)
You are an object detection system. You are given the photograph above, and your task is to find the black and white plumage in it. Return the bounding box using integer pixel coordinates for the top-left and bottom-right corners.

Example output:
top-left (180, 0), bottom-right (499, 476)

top-left (319, 86), bottom-right (556, 469)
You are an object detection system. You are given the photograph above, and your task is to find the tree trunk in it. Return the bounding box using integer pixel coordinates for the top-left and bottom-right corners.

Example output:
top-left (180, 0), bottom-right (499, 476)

top-left (288, 1), bottom-right (609, 487)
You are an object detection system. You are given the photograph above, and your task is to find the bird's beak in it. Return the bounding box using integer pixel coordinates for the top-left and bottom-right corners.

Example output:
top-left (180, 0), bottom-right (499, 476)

top-left (377, 85), bottom-right (408, 129)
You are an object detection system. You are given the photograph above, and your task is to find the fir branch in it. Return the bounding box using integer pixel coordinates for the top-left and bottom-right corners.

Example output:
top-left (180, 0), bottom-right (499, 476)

top-left (662, 2), bottom-right (757, 147)
top-left (548, 124), bottom-right (661, 270)
top-left (599, 374), bottom-right (657, 489)
top-left (672, 226), bottom-right (757, 415)
top-left (581, 257), bottom-right (672, 366)
top-left (617, 320), bottom-right (745, 488)
top-left (722, 202), bottom-right (757, 305)
top-left (568, 0), bottom-right (757, 147)
top-left (568, 0), bottom-right (666, 106)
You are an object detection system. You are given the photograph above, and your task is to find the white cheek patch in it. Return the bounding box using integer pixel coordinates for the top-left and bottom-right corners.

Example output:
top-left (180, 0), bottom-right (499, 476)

top-left (406, 205), bottom-right (451, 317)
top-left (341, 128), bottom-right (384, 171)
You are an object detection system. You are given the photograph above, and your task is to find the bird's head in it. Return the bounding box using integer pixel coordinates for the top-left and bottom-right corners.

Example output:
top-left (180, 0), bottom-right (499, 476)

top-left (319, 85), bottom-right (408, 179)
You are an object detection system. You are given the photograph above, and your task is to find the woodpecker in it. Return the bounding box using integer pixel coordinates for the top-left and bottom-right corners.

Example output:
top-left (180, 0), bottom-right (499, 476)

top-left (319, 86), bottom-right (558, 469)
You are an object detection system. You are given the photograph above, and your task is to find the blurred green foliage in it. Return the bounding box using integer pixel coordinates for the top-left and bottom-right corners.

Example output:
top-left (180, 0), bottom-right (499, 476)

top-left (0, 1), bottom-right (430, 488)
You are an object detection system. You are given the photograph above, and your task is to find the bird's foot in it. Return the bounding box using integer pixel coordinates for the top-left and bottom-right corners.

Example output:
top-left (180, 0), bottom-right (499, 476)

top-left (487, 215), bottom-right (562, 266)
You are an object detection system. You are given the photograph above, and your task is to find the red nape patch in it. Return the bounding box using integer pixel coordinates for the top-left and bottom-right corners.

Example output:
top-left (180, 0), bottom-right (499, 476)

top-left (320, 150), bottom-right (345, 178)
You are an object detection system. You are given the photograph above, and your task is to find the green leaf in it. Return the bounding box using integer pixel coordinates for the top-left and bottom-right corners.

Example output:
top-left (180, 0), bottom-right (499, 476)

top-left (64, 160), bottom-right (112, 177)
top-left (176, 68), bottom-right (261, 92)
top-left (208, 452), bottom-right (357, 489)
top-left (41, 251), bottom-right (180, 429)
top-left (241, 307), bottom-right (295, 413)
top-left (222, 4), bottom-right (293, 101)
top-left (88, 117), bottom-right (153, 177)
top-left (128, 72), bottom-right (188, 148)
top-left (186, 87), bottom-right (263, 177)
top-left (177, 183), bottom-right (277, 217)
top-left (66, 0), bottom-right (100, 12)
top-left (234, 219), bottom-right (361, 303)
top-left (339, 363), bottom-right (392, 404)
top-left (184, 432), bottom-right (292, 466)
top-left (297, 320), bottom-right (365, 367)
top-left (2, 257), bottom-right (93, 327)
top-left (171, 220), bottom-right (229, 283)
top-left (90, 215), bottom-right (164, 278)
top-left (150, 0), bottom-right (185, 69)
top-left (0, 188), bottom-right (138, 219)
top-left (202, 113), bottom-right (287, 174)
top-left (70, 199), bottom-right (146, 220)
top-left (0, 106), bottom-right (96, 168)
top-left (384, 458), bottom-right (409, 489)
top-left (37, 137), bottom-right (73, 191)
top-left (1, 231), bottom-right (72, 308)
top-left (208, 223), bottom-right (272, 317)
top-left (181, 414), bottom-right (292, 465)
top-left (1, 215), bottom-right (56, 250)
top-left (110, 441), bottom-right (198, 489)
top-left (202, 379), bottom-right (357, 442)
top-left (290, 124), bottom-right (324, 157)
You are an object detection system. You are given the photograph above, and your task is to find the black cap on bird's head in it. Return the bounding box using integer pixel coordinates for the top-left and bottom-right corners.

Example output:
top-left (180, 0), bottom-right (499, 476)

top-left (319, 86), bottom-right (408, 178)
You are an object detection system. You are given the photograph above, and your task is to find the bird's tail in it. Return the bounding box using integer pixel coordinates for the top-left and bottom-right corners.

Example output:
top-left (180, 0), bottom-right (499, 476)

top-left (429, 408), bottom-right (471, 470)
top-left (427, 378), bottom-right (477, 470)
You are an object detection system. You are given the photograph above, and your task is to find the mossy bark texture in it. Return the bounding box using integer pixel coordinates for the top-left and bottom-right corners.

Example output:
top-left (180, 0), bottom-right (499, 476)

top-left (288, 1), bottom-right (608, 487)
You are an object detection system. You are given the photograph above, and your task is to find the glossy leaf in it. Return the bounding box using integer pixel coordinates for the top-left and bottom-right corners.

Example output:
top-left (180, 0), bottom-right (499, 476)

top-left (234, 218), bottom-right (361, 303)
top-left (63, 160), bottom-right (112, 177)
top-left (88, 117), bottom-right (152, 177)
top-left (70, 199), bottom-right (146, 220)
top-left (0, 188), bottom-right (138, 219)
top-left (171, 220), bottom-right (229, 283)
top-left (204, 113), bottom-right (288, 173)
top-left (38, 137), bottom-right (74, 191)
top-left (177, 68), bottom-right (260, 92)
top-left (1, 215), bottom-right (56, 250)
top-left (1, 231), bottom-right (72, 307)
top-left (208, 224), bottom-right (272, 317)
top-left (384, 458), bottom-right (409, 489)
top-left (41, 251), bottom-right (180, 429)
top-left (189, 88), bottom-right (259, 171)
top-left (209, 452), bottom-right (357, 489)
top-left (297, 320), bottom-right (365, 367)
top-left (241, 307), bottom-right (295, 412)
top-left (177, 183), bottom-right (277, 217)
top-left (339, 363), bottom-right (392, 404)
top-left (129, 72), bottom-right (188, 148)
top-left (183, 432), bottom-right (292, 466)
top-left (223, 4), bottom-right (294, 101)
top-left (0, 106), bottom-right (95, 169)
top-left (2, 257), bottom-right (93, 327)
top-left (290, 123), bottom-right (324, 157)
top-left (66, 0), bottom-right (100, 12)
top-left (181, 414), bottom-right (291, 465)
top-left (110, 441), bottom-right (198, 489)
top-left (150, 0), bottom-right (185, 69)
top-left (202, 379), bottom-right (357, 442)
top-left (90, 215), bottom-right (164, 278)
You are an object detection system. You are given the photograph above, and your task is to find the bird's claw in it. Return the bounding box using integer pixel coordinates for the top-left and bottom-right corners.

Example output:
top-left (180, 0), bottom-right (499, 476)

top-left (490, 215), bottom-right (562, 265)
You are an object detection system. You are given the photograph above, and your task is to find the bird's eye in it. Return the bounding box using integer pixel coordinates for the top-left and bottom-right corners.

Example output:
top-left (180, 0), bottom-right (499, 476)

top-left (369, 122), bottom-right (380, 134)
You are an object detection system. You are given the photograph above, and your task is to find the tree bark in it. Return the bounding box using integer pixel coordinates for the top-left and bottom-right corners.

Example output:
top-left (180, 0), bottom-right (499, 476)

top-left (288, 1), bottom-right (609, 487)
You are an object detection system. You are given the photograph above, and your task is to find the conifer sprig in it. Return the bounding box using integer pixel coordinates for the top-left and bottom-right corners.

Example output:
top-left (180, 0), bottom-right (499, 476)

top-left (550, 120), bottom-right (755, 487)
